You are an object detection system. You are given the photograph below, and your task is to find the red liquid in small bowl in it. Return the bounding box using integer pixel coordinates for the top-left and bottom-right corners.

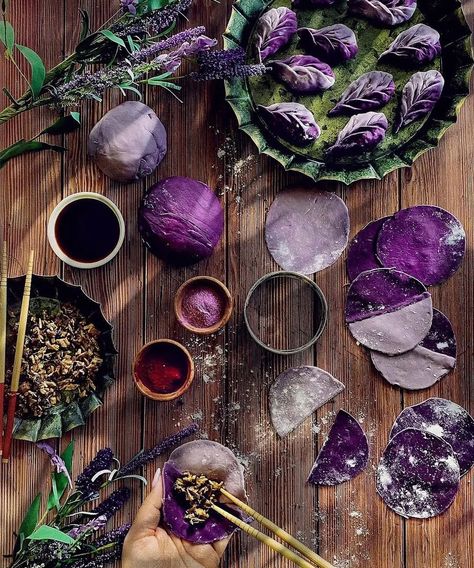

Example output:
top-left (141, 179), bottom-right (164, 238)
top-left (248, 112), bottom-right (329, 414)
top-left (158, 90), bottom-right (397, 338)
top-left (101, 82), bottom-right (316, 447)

top-left (135, 342), bottom-right (189, 395)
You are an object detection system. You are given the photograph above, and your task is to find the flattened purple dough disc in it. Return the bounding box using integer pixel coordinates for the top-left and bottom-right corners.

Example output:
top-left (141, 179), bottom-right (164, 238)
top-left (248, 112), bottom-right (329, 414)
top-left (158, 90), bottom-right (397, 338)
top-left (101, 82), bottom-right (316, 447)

top-left (265, 188), bottom-right (350, 275)
top-left (376, 206), bottom-right (466, 286)
top-left (376, 428), bottom-right (460, 518)
top-left (346, 217), bottom-right (390, 281)
top-left (307, 410), bottom-right (368, 485)
top-left (163, 440), bottom-right (247, 543)
top-left (371, 309), bottom-right (456, 390)
top-left (346, 268), bottom-right (433, 354)
top-left (390, 398), bottom-right (474, 475)
top-left (269, 366), bottom-right (345, 437)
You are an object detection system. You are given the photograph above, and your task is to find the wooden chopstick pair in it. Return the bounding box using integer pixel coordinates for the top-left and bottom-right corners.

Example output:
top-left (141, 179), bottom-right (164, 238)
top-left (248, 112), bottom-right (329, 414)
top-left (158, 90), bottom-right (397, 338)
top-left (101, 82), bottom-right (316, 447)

top-left (1, 249), bottom-right (35, 463)
top-left (213, 487), bottom-right (335, 568)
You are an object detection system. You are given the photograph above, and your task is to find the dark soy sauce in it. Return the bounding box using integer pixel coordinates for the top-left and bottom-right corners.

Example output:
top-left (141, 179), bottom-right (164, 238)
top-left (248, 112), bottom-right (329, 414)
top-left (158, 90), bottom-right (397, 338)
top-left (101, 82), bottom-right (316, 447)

top-left (55, 198), bottom-right (120, 263)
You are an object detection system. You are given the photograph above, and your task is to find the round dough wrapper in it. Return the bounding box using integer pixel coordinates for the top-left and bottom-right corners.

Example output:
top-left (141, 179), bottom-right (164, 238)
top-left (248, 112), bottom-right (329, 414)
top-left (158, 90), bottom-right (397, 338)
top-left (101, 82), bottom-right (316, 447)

top-left (371, 309), bottom-right (456, 390)
top-left (346, 217), bottom-right (390, 281)
top-left (163, 440), bottom-right (247, 543)
top-left (376, 205), bottom-right (466, 287)
top-left (377, 428), bottom-right (460, 519)
top-left (390, 398), bottom-right (474, 475)
top-left (265, 188), bottom-right (349, 275)
top-left (269, 366), bottom-right (345, 437)
top-left (307, 410), bottom-right (368, 485)
top-left (346, 268), bottom-right (433, 354)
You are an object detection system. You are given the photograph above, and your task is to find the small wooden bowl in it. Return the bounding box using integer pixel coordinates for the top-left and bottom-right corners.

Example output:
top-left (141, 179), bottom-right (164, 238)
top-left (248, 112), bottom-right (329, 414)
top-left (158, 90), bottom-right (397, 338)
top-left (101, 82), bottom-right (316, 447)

top-left (132, 339), bottom-right (195, 402)
top-left (174, 276), bottom-right (233, 335)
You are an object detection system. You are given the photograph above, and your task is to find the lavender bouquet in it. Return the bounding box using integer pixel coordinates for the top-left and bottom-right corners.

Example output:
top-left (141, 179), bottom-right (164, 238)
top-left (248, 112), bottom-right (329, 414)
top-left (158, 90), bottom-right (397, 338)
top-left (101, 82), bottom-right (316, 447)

top-left (0, 0), bottom-right (265, 169)
top-left (7, 424), bottom-right (198, 568)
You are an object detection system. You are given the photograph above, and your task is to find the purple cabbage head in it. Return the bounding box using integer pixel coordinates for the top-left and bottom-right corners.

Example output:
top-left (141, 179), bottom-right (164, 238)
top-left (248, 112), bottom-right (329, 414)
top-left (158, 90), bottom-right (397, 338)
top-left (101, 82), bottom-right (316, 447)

top-left (138, 176), bottom-right (224, 266)
top-left (271, 55), bottom-right (335, 94)
top-left (329, 71), bottom-right (395, 116)
top-left (348, 0), bottom-right (417, 27)
top-left (257, 102), bottom-right (321, 147)
top-left (254, 7), bottom-right (297, 61)
top-left (298, 24), bottom-right (358, 64)
top-left (379, 23), bottom-right (441, 66)
top-left (326, 111), bottom-right (388, 159)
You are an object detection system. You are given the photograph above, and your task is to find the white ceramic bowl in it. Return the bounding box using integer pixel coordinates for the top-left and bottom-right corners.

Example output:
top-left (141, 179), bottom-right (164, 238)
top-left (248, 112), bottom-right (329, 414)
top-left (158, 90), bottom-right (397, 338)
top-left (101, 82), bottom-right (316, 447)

top-left (47, 192), bottom-right (125, 269)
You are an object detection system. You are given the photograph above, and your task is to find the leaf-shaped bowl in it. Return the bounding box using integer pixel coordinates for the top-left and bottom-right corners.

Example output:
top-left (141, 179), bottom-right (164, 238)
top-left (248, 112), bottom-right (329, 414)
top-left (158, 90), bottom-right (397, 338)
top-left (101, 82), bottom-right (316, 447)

top-left (8, 275), bottom-right (117, 442)
top-left (224, 0), bottom-right (473, 185)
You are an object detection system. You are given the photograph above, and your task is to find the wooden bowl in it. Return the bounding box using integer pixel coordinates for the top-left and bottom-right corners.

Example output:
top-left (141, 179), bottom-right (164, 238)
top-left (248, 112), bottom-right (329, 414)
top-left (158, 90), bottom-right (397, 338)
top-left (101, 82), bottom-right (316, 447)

top-left (132, 339), bottom-right (195, 401)
top-left (174, 276), bottom-right (233, 335)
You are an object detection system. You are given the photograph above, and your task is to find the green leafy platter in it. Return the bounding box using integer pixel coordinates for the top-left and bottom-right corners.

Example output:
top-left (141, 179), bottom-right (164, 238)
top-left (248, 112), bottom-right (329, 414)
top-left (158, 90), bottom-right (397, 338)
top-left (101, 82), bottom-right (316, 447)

top-left (8, 275), bottom-right (117, 442)
top-left (224, 0), bottom-right (473, 184)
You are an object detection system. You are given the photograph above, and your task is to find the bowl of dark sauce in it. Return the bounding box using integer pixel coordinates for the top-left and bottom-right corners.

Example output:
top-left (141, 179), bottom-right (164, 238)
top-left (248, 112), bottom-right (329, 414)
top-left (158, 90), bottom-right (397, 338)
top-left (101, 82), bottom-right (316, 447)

top-left (48, 192), bottom-right (125, 269)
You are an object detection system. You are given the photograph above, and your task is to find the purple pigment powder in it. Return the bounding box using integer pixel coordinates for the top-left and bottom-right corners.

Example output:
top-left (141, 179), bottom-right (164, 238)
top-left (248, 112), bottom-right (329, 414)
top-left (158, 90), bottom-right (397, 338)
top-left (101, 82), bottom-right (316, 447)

top-left (180, 282), bottom-right (226, 329)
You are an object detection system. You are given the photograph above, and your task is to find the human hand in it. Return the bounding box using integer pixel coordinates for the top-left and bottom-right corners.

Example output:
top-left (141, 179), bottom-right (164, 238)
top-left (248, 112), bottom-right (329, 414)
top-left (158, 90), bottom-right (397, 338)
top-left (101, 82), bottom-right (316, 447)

top-left (122, 469), bottom-right (230, 568)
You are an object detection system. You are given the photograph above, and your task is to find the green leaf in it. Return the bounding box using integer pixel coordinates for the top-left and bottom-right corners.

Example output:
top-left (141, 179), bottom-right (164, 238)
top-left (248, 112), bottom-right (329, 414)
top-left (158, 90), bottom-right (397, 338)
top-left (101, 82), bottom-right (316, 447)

top-left (15, 494), bottom-right (41, 546)
top-left (0, 140), bottom-right (65, 169)
top-left (0, 20), bottom-right (14, 53)
top-left (47, 441), bottom-right (74, 510)
top-left (148, 0), bottom-right (172, 9)
top-left (79, 9), bottom-right (90, 42)
top-left (40, 113), bottom-right (81, 136)
top-left (118, 84), bottom-right (142, 99)
top-left (100, 30), bottom-right (126, 49)
top-left (28, 525), bottom-right (75, 545)
top-left (127, 35), bottom-right (139, 53)
top-left (15, 44), bottom-right (45, 97)
top-left (147, 77), bottom-right (181, 90)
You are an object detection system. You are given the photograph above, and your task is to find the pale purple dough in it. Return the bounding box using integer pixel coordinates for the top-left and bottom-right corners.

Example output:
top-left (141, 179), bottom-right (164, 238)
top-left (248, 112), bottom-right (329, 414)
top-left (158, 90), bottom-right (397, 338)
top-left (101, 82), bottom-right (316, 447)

top-left (376, 428), bottom-right (460, 518)
top-left (346, 268), bottom-right (433, 354)
top-left (346, 217), bottom-right (390, 281)
top-left (390, 398), bottom-right (474, 475)
top-left (265, 188), bottom-right (350, 275)
top-left (270, 366), bottom-right (345, 437)
top-left (162, 440), bottom-right (247, 543)
top-left (307, 410), bottom-right (368, 485)
top-left (376, 206), bottom-right (466, 286)
top-left (371, 309), bottom-right (456, 390)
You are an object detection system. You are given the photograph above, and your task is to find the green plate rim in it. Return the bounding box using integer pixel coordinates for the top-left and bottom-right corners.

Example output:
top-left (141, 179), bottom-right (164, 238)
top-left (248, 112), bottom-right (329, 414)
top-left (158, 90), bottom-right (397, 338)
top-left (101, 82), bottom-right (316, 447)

top-left (224, 0), bottom-right (473, 185)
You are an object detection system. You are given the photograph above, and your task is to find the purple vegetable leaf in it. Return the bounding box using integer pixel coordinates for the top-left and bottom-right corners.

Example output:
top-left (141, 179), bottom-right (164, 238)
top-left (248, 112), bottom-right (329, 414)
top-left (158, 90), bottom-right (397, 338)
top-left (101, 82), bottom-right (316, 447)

top-left (254, 7), bottom-right (298, 62)
top-left (292, 0), bottom-right (335, 7)
top-left (257, 102), bottom-right (321, 147)
top-left (271, 55), bottom-right (335, 94)
top-left (298, 24), bottom-right (358, 64)
top-left (329, 71), bottom-right (395, 116)
top-left (379, 23), bottom-right (441, 66)
top-left (348, 0), bottom-right (417, 27)
top-left (395, 70), bottom-right (444, 132)
top-left (326, 111), bottom-right (388, 158)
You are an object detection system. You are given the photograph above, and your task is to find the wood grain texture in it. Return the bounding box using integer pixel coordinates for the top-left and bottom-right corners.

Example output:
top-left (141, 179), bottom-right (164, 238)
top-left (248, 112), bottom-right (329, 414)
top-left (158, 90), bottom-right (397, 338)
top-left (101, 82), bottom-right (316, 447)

top-left (0, 1), bottom-right (473, 568)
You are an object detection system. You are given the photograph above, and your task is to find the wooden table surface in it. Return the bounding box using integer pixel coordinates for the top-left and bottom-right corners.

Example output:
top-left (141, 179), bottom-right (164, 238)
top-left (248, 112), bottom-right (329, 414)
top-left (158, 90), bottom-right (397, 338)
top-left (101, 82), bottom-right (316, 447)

top-left (0, 2), bottom-right (473, 567)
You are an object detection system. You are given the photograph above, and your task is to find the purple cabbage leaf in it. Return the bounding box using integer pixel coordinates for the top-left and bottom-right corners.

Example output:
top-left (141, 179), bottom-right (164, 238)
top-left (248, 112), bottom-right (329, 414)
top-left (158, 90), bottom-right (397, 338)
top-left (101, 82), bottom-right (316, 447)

top-left (271, 55), bottom-right (335, 94)
top-left (326, 111), bottom-right (388, 158)
top-left (257, 102), bottom-right (321, 146)
top-left (348, 0), bottom-right (417, 27)
top-left (395, 70), bottom-right (444, 132)
top-left (298, 24), bottom-right (358, 64)
top-left (254, 7), bottom-right (298, 61)
top-left (292, 0), bottom-right (335, 7)
top-left (329, 71), bottom-right (395, 116)
top-left (379, 23), bottom-right (441, 66)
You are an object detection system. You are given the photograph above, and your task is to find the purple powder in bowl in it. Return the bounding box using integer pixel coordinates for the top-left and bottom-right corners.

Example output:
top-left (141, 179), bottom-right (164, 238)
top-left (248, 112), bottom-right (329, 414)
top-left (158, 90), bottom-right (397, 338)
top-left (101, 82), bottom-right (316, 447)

top-left (178, 279), bottom-right (230, 331)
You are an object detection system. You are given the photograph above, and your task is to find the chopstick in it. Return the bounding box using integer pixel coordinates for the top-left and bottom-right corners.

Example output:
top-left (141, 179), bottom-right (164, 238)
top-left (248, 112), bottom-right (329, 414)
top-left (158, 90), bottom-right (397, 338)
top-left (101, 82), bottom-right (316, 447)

top-left (219, 487), bottom-right (334, 568)
top-left (212, 503), bottom-right (317, 568)
top-left (2, 250), bottom-right (34, 463)
top-left (0, 243), bottom-right (7, 455)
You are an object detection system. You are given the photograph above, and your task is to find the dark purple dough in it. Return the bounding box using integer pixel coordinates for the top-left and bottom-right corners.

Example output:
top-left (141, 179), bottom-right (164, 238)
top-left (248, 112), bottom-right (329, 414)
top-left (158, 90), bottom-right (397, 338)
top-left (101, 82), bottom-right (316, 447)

top-left (346, 217), bottom-right (390, 281)
top-left (346, 268), bottom-right (433, 354)
top-left (390, 398), bottom-right (474, 475)
top-left (376, 206), bottom-right (466, 286)
top-left (308, 410), bottom-right (368, 485)
top-left (377, 428), bottom-right (460, 518)
top-left (371, 309), bottom-right (456, 390)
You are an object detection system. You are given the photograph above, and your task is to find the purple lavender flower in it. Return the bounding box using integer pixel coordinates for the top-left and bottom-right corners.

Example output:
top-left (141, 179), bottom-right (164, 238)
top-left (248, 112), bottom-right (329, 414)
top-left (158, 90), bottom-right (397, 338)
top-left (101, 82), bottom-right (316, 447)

top-left (68, 515), bottom-right (107, 539)
top-left (112, 0), bottom-right (193, 36)
top-left (37, 442), bottom-right (72, 487)
top-left (120, 0), bottom-right (138, 14)
top-left (76, 448), bottom-right (114, 497)
top-left (93, 523), bottom-right (131, 547)
top-left (91, 488), bottom-right (131, 521)
top-left (118, 423), bottom-right (198, 476)
top-left (192, 48), bottom-right (267, 80)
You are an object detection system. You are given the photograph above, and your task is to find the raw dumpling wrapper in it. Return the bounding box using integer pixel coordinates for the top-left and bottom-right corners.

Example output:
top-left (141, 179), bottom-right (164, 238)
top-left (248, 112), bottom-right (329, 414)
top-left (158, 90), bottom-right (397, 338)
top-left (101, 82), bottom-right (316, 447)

top-left (270, 366), bottom-right (344, 437)
top-left (163, 440), bottom-right (247, 543)
top-left (346, 216), bottom-right (389, 281)
top-left (308, 410), bottom-right (368, 485)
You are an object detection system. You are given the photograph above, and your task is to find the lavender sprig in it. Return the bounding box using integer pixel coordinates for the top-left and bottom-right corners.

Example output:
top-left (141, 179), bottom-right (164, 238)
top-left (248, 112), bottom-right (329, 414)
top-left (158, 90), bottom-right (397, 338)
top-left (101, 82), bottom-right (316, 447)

top-left (68, 515), bottom-right (108, 539)
top-left (112, 0), bottom-right (193, 36)
top-left (120, 0), bottom-right (138, 14)
top-left (90, 488), bottom-right (131, 522)
top-left (37, 442), bottom-right (72, 487)
top-left (192, 48), bottom-right (268, 80)
top-left (118, 423), bottom-right (199, 476)
top-left (76, 448), bottom-right (114, 497)
top-left (68, 525), bottom-right (131, 568)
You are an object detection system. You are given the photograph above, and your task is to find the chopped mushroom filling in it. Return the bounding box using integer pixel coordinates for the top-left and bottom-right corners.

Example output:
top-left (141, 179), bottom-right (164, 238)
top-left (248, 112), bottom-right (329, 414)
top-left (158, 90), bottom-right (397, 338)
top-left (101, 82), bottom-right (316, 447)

top-left (174, 471), bottom-right (224, 525)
